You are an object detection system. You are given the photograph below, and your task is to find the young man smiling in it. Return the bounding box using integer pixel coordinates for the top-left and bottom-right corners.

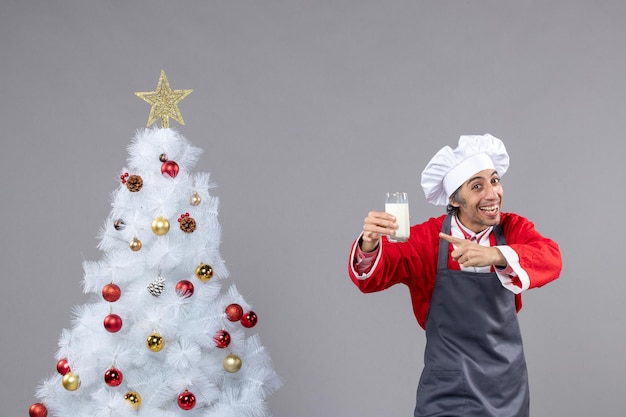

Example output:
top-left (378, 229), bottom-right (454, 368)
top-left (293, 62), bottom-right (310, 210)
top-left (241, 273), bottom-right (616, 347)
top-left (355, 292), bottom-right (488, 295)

top-left (348, 134), bottom-right (562, 417)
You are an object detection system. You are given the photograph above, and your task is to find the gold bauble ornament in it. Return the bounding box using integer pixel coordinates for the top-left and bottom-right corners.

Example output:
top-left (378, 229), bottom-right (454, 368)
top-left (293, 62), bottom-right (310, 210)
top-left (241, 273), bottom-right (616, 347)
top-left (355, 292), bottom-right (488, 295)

top-left (190, 191), bottom-right (201, 206)
top-left (124, 391), bottom-right (142, 409)
top-left (223, 353), bottom-right (242, 373)
top-left (62, 372), bottom-right (81, 391)
top-left (195, 263), bottom-right (214, 282)
top-left (130, 237), bottom-right (142, 251)
top-left (146, 332), bottom-right (165, 352)
top-left (151, 216), bottom-right (170, 236)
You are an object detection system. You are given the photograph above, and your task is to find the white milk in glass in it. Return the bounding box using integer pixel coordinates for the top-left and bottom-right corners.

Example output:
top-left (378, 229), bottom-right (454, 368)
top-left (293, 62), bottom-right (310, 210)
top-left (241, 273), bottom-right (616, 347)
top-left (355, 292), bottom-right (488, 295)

top-left (385, 197), bottom-right (410, 242)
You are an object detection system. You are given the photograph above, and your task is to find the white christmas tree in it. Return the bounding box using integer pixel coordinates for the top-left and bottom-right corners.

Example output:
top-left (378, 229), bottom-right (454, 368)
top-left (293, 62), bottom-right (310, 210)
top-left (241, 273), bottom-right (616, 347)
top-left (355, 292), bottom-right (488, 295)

top-left (29, 71), bottom-right (281, 417)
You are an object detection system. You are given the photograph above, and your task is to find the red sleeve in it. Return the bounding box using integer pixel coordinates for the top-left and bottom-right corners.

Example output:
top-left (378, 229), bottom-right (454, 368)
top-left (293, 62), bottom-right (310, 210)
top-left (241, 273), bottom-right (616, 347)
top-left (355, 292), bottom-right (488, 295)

top-left (347, 216), bottom-right (445, 328)
top-left (500, 213), bottom-right (562, 290)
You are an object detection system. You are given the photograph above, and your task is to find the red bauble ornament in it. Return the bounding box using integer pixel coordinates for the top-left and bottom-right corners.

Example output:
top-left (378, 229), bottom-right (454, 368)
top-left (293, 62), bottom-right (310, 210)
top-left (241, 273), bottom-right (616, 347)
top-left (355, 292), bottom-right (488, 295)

top-left (241, 311), bottom-right (258, 328)
top-left (161, 161), bottom-right (179, 178)
top-left (178, 390), bottom-right (196, 410)
top-left (214, 329), bottom-right (231, 348)
top-left (104, 314), bottom-right (123, 332)
top-left (102, 283), bottom-right (121, 302)
top-left (29, 402), bottom-right (48, 417)
top-left (104, 367), bottom-right (123, 387)
top-left (225, 303), bottom-right (243, 322)
top-left (175, 280), bottom-right (194, 298)
top-left (56, 358), bottom-right (71, 375)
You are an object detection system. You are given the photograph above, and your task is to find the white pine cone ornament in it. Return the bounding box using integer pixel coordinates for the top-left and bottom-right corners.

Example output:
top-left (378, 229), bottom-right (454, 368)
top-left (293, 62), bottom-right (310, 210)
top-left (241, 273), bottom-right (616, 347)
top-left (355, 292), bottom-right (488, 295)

top-left (147, 276), bottom-right (166, 297)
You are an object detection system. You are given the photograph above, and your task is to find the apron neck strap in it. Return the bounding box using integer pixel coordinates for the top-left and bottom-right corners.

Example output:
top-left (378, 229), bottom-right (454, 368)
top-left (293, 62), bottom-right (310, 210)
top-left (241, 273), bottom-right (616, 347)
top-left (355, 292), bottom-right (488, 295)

top-left (438, 215), bottom-right (453, 271)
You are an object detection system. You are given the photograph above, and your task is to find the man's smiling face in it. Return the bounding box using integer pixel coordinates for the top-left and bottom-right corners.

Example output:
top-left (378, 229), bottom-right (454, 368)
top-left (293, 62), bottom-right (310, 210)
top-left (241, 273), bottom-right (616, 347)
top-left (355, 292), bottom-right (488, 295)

top-left (450, 169), bottom-right (503, 233)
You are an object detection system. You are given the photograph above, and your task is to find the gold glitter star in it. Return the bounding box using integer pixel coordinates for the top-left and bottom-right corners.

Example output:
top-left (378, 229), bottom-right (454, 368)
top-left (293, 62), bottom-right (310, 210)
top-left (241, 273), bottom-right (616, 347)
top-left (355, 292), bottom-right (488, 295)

top-left (135, 70), bottom-right (193, 128)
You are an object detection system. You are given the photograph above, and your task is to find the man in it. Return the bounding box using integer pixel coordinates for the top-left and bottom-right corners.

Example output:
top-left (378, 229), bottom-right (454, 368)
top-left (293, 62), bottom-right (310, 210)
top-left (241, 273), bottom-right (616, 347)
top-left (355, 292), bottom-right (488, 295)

top-left (348, 134), bottom-right (562, 417)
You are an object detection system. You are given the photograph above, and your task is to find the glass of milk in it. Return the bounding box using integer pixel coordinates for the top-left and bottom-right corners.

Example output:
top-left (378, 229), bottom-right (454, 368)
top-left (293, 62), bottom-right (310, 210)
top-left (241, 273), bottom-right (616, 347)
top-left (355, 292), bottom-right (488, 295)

top-left (385, 192), bottom-right (410, 242)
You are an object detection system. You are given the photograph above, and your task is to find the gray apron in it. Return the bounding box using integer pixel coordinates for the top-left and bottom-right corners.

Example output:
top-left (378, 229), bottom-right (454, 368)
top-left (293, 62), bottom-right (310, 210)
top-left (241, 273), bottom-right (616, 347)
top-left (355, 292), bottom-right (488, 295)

top-left (414, 215), bottom-right (529, 417)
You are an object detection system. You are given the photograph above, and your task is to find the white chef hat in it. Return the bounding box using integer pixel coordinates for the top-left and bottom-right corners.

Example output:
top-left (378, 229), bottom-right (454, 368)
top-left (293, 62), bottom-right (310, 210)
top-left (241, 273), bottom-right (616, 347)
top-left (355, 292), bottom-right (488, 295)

top-left (420, 133), bottom-right (509, 206)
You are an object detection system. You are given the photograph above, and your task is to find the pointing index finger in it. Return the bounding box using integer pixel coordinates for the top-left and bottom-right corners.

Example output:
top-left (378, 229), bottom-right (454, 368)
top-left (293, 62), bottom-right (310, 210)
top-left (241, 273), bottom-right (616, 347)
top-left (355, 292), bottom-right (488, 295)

top-left (438, 232), bottom-right (464, 245)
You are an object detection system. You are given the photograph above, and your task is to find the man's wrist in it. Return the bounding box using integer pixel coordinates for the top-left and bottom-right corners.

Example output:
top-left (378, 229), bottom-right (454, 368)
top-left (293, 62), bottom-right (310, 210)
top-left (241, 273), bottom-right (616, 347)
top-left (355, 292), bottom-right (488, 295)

top-left (359, 238), bottom-right (379, 253)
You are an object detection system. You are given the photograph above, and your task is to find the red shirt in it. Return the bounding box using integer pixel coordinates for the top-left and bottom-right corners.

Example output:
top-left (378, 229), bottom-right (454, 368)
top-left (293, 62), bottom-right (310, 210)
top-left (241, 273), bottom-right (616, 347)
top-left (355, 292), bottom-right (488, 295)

top-left (348, 213), bottom-right (562, 329)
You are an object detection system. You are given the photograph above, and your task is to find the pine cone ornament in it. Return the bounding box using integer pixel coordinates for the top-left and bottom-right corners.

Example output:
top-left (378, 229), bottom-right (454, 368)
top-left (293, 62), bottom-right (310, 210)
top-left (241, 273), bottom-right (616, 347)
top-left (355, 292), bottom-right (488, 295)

top-left (147, 276), bottom-right (166, 297)
top-left (126, 175), bottom-right (143, 192)
top-left (179, 216), bottom-right (197, 233)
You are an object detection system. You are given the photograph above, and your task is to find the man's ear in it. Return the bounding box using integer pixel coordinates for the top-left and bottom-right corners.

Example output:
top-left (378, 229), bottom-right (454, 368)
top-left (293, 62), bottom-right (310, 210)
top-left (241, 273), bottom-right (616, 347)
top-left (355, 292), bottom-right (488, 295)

top-left (449, 197), bottom-right (460, 208)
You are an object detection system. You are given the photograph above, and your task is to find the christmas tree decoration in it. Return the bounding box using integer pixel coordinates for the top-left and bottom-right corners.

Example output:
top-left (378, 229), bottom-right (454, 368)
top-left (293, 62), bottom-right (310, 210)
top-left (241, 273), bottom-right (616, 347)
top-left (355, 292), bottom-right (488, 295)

top-left (241, 311), bottom-right (258, 328)
top-left (146, 332), bottom-right (165, 352)
top-left (113, 219), bottom-right (125, 230)
top-left (223, 353), bottom-right (242, 373)
top-left (102, 283), bottom-right (121, 302)
top-left (126, 174), bottom-right (143, 192)
top-left (31, 72), bottom-right (281, 417)
top-left (135, 70), bottom-right (193, 128)
top-left (130, 237), bottom-right (142, 251)
top-left (28, 403), bottom-right (48, 417)
top-left (147, 276), bottom-right (166, 296)
top-left (104, 367), bottom-right (123, 387)
top-left (103, 313), bottom-right (123, 332)
top-left (214, 329), bottom-right (231, 348)
top-left (190, 191), bottom-right (201, 206)
top-left (124, 391), bottom-right (142, 410)
top-left (175, 280), bottom-right (194, 298)
top-left (61, 372), bottom-right (81, 391)
top-left (56, 358), bottom-right (70, 375)
top-left (195, 262), bottom-right (213, 282)
top-left (178, 213), bottom-right (196, 233)
top-left (225, 303), bottom-right (244, 322)
top-left (161, 160), bottom-right (180, 178)
top-left (151, 216), bottom-right (170, 235)
top-left (177, 390), bottom-right (196, 410)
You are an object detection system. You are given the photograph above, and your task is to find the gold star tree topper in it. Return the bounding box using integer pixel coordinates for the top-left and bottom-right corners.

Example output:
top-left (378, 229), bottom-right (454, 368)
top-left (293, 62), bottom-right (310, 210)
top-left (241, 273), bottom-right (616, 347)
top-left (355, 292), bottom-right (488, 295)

top-left (135, 70), bottom-right (193, 128)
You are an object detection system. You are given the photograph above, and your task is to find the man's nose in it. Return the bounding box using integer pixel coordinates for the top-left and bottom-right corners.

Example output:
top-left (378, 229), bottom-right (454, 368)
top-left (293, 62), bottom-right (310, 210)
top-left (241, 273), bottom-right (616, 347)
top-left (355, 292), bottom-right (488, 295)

top-left (486, 185), bottom-right (499, 199)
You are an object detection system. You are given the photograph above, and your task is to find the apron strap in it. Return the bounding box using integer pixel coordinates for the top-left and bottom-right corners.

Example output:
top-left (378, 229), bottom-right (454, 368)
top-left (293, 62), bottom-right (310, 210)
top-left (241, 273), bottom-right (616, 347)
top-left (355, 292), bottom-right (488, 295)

top-left (437, 215), bottom-right (453, 271)
top-left (493, 223), bottom-right (506, 245)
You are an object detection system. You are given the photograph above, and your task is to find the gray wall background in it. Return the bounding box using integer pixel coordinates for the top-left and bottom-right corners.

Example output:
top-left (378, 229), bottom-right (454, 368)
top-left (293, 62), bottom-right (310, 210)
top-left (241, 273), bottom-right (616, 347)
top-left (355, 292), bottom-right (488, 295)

top-left (2, 1), bottom-right (624, 416)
